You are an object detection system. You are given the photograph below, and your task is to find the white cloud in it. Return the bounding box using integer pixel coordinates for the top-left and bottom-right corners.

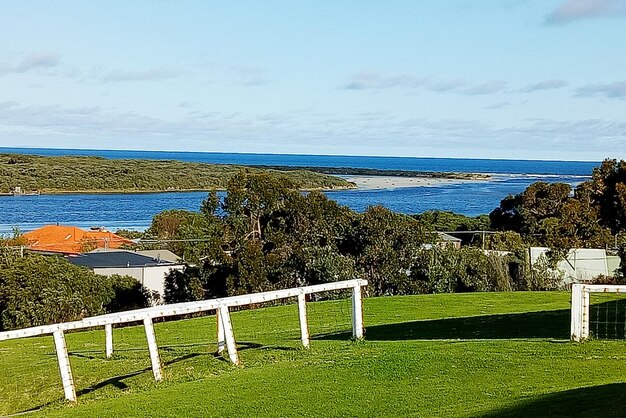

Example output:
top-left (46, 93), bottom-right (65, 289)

top-left (463, 80), bottom-right (508, 95)
top-left (342, 71), bottom-right (425, 90)
top-left (0, 101), bottom-right (624, 160)
top-left (546, 0), bottom-right (626, 23)
top-left (100, 68), bottom-right (181, 83)
top-left (521, 79), bottom-right (568, 92)
top-left (576, 81), bottom-right (626, 98)
top-left (0, 52), bottom-right (61, 75)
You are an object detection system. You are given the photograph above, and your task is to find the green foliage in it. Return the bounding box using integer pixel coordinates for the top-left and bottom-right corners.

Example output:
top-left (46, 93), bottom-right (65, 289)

top-left (104, 274), bottom-right (155, 312)
top-left (163, 266), bottom-right (204, 303)
top-left (0, 255), bottom-right (113, 330)
top-left (0, 153), bottom-right (353, 194)
top-left (490, 181), bottom-right (613, 249)
top-left (414, 210), bottom-right (490, 232)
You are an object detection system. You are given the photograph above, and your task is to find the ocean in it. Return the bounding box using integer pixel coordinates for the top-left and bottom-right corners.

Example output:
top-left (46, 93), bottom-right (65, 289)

top-left (0, 147), bottom-right (597, 234)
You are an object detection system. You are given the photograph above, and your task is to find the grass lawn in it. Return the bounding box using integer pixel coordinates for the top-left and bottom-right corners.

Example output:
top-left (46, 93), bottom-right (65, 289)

top-left (1, 292), bottom-right (626, 417)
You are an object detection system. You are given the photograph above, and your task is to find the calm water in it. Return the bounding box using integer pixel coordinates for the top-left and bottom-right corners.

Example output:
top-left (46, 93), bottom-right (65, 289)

top-left (0, 147), bottom-right (597, 234)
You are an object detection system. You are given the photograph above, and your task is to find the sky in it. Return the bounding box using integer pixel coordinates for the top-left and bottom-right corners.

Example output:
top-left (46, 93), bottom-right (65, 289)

top-left (1, 0), bottom-right (625, 161)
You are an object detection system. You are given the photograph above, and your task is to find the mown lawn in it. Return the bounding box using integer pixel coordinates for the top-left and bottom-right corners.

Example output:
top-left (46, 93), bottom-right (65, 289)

top-left (1, 292), bottom-right (626, 417)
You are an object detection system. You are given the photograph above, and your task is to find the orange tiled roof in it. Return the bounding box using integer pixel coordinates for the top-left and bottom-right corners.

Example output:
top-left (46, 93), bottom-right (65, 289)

top-left (23, 225), bottom-right (134, 254)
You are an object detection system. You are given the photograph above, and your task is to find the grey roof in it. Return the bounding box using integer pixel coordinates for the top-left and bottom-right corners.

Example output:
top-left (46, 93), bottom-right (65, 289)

top-left (68, 251), bottom-right (178, 269)
top-left (89, 248), bottom-right (181, 263)
top-left (436, 232), bottom-right (462, 242)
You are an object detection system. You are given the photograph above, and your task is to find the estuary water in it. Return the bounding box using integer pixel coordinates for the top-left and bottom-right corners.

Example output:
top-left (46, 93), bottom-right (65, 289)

top-left (0, 147), bottom-right (597, 234)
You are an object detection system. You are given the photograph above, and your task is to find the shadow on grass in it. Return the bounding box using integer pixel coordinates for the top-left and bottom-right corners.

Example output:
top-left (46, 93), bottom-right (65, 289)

top-left (315, 309), bottom-right (571, 341)
top-left (18, 340), bottom-right (295, 414)
top-left (480, 383), bottom-right (626, 417)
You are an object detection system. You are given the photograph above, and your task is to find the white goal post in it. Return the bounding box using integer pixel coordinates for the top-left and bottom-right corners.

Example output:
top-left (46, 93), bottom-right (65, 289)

top-left (570, 283), bottom-right (626, 342)
top-left (0, 279), bottom-right (367, 402)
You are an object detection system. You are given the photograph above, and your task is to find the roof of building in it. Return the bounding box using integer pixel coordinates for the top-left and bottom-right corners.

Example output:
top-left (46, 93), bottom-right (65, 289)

top-left (68, 250), bottom-right (179, 269)
top-left (436, 232), bottom-right (462, 242)
top-left (23, 225), bottom-right (134, 254)
top-left (89, 248), bottom-right (181, 263)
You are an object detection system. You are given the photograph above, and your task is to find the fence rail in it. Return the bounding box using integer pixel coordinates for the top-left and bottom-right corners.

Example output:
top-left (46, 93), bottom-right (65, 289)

top-left (0, 279), bottom-right (368, 402)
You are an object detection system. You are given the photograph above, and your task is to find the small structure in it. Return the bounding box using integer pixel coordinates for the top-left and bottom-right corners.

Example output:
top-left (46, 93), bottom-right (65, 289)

top-left (23, 225), bottom-right (133, 254)
top-left (67, 250), bottom-right (185, 297)
top-left (11, 186), bottom-right (40, 196)
top-left (436, 232), bottom-right (462, 249)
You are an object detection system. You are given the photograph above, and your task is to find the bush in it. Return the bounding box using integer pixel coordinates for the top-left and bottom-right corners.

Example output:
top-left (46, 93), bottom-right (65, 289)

top-left (0, 255), bottom-right (113, 330)
top-left (104, 274), bottom-right (156, 312)
top-left (163, 266), bottom-right (204, 303)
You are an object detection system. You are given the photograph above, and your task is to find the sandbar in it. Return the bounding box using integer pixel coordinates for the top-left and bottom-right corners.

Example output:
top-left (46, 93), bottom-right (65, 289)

top-left (341, 175), bottom-right (485, 190)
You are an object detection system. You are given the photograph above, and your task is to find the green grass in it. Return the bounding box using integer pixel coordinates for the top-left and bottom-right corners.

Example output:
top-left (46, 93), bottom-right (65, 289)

top-left (2, 292), bottom-right (626, 417)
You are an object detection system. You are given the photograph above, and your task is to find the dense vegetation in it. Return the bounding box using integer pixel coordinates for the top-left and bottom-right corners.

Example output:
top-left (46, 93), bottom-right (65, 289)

top-left (0, 153), bottom-right (354, 194)
top-left (251, 164), bottom-right (491, 180)
top-left (0, 253), bottom-right (153, 331)
top-left (490, 159), bottom-right (626, 249)
top-left (2, 293), bottom-right (626, 417)
top-left (132, 171), bottom-right (556, 304)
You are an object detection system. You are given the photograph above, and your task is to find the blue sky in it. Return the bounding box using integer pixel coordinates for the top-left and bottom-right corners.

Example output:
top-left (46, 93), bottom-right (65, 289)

top-left (1, 0), bottom-right (625, 161)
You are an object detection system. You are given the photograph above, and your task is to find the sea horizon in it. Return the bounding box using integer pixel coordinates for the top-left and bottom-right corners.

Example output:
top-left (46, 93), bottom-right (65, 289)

top-left (0, 146), bottom-right (603, 164)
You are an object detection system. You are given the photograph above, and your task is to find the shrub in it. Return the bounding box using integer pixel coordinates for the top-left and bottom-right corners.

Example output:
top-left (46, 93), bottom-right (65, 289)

top-left (104, 274), bottom-right (156, 312)
top-left (0, 255), bottom-right (113, 330)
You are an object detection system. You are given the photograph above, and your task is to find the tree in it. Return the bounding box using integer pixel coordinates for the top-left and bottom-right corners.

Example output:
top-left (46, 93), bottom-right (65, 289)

top-left (163, 266), bottom-right (204, 303)
top-left (489, 181), bottom-right (612, 249)
top-left (580, 159), bottom-right (626, 234)
top-left (104, 274), bottom-right (155, 311)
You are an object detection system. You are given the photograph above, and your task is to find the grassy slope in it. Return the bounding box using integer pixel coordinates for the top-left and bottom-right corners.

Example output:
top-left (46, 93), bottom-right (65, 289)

top-left (0, 154), bottom-right (354, 193)
top-left (2, 292), bottom-right (626, 417)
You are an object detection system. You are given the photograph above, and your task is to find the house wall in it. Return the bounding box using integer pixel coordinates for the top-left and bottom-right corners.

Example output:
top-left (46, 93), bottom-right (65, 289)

top-left (529, 247), bottom-right (609, 284)
top-left (93, 265), bottom-right (185, 300)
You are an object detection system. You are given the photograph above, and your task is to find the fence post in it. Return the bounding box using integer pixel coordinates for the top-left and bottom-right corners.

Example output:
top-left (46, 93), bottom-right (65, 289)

top-left (571, 284), bottom-right (583, 341)
top-left (582, 286), bottom-right (590, 339)
top-left (53, 329), bottom-right (76, 402)
top-left (351, 283), bottom-right (364, 340)
top-left (105, 324), bottom-right (113, 358)
top-left (216, 308), bottom-right (225, 355)
top-left (298, 291), bottom-right (310, 348)
top-left (219, 305), bottom-right (240, 365)
top-left (143, 317), bottom-right (163, 381)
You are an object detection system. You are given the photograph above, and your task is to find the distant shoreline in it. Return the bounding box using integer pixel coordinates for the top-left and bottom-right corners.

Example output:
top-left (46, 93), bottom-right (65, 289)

top-left (256, 165), bottom-right (492, 181)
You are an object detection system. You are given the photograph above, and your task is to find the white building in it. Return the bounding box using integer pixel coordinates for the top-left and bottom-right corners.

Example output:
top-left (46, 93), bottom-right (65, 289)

top-left (68, 250), bottom-right (185, 298)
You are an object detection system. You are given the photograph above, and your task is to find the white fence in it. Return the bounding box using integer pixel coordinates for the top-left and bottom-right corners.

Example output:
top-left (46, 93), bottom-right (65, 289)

top-left (0, 279), bottom-right (368, 402)
top-left (570, 283), bottom-right (626, 342)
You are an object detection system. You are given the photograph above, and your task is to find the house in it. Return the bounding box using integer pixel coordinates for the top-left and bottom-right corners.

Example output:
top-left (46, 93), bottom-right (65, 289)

top-left (436, 232), bottom-right (462, 249)
top-left (23, 225), bottom-right (133, 254)
top-left (67, 250), bottom-right (185, 299)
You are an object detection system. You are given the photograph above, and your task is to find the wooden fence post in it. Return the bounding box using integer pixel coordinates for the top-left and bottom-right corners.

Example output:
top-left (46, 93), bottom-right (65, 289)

top-left (216, 309), bottom-right (225, 355)
top-left (352, 284), bottom-right (364, 340)
top-left (143, 317), bottom-right (163, 381)
top-left (105, 324), bottom-right (113, 358)
top-left (298, 292), bottom-right (310, 348)
top-left (219, 305), bottom-right (240, 365)
top-left (53, 329), bottom-right (76, 402)
top-left (582, 286), bottom-right (590, 339)
top-left (571, 284), bottom-right (583, 341)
